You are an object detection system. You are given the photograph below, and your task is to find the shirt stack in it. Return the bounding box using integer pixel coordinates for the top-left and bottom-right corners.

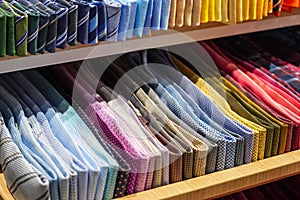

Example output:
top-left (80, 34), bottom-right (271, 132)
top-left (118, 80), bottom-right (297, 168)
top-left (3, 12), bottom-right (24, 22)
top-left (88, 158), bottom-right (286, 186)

top-left (1, 27), bottom-right (300, 200)
top-left (0, 0), bottom-right (297, 58)
top-left (0, 0), bottom-right (172, 57)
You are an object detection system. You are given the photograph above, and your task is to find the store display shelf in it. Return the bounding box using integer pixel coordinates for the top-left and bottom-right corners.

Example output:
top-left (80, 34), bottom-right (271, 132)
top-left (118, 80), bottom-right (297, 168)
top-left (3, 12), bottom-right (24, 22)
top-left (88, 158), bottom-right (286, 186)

top-left (118, 150), bottom-right (300, 200)
top-left (1, 10), bottom-right (300, 74)
top-left (1, 150), bottom-right (300, 200)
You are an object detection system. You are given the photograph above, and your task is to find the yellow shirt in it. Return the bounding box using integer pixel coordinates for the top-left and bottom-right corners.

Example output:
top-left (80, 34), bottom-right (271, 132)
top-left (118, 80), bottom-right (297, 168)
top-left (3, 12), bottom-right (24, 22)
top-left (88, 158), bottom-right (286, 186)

top-left (249, 0), bottom-right (257, 20)
top-left (215, 0), bottom-right (222, 22)
top-left (243, 0), bottom-right (250, 20)
top-left (257, 0), bottom-right (264, 19)
top-left (236, 0), bottom-right (244, 22)
top-left (222, 0), bottom-right (229, 23)
top-left (201, 0), bottom-right (209, 22)
top-left (208, 0), bottom-right (216, 21)
top-left (263, 0), bottom-right (269, 16)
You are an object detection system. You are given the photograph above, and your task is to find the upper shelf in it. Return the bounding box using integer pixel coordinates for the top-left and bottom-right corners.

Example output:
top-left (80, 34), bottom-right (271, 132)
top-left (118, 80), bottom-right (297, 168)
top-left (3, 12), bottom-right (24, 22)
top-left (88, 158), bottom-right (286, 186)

top-left (1, 10), bottom-right (300, 74)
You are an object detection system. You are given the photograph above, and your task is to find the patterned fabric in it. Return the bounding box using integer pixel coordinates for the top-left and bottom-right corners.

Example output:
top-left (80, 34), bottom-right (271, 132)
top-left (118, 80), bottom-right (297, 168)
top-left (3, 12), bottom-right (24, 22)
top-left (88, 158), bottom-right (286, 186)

top-left (105, 0), bottom-right (121, 42)
top-left (0, 1), bottom-right (27, 56)
top-left (86, 101), bottom-right (148, 194)
top-left (40, 0), bottom-right (69, 49)
top-left (0, 79), bottom-right (82, 200)
top-left (0, 110), bottom-right (50, 200)
top-left (1, 3), bottom-right (15, 56)
top-left (9, 0), bottom-right (39, 54)
top-left (23, 70), bottom-right (119, 200)
top-left (224, 76), bottom-right (291, 154)
top-left (28, 0), bottom-right (57, 53)
top-left (107, 98), bottom-right (159, 190)
top-left (73, 102), bottom-right (129, 199)
top-left (225, 89), bottom-right (274, 158)
top-left (1, 76), bottom-right (90, 200)
top-left (0, 86), bottom-right (63, 200)
top-left (202, 42), bottom-right (299, 154)
top-left (149, 82), bottom-right (234, 170)
top-left (147, 50), bottom-right (254, 165)
top-left (73, 1), bottom-right (89, 44)
top-left (17, 0), bottom-right (49, 54)
top-left (48, 66), bottom-right (151, 195)
top-left (148, 70), bottom-right (238, 169)
top-left (11, 3), bottom-right (28, 56)
top-left (10, 72), bottom-right (110, 200)
top-left (55, 0), bottom-right (78, 46)
top-left (203, 40), bottom-right (300, 151)
top-left (94, 0), bottom-right (107, 42)
top-left (134, 88), bottom-right (213, 173)
top-left (215, 35), bottom-right (300, 96)
top-left (87, 3), bottom-right (98, 44)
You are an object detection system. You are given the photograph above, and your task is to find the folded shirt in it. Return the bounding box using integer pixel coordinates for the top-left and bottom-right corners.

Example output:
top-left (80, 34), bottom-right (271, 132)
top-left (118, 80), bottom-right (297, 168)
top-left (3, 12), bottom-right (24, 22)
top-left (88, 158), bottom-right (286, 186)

top-left (17, 0), bottom-right (50, 54)
top-left (0, 1), bottom-right (27, 56)
top-left (0, 8), bottom-right (7, 57)
top-left (105, 0), bottom-right (121, 42)
top-left (143, 0), bottom-right (153, 35)
top-left (116, 0), bottom-right (131, 41)
top-left (28, 0), bottom-right (58, 53)
top-left (9, 0), bottom-right (40, 54)
top-left (40, 0), bottom-right (69, 49)
top-left (126, 0), bottom-right (137, 38)
top-left (56, 0), bottom-right (78, 46)
top-left (151, 0), bottom-right (162, 30)
top-left (134, 0), bottom-right (149, 37)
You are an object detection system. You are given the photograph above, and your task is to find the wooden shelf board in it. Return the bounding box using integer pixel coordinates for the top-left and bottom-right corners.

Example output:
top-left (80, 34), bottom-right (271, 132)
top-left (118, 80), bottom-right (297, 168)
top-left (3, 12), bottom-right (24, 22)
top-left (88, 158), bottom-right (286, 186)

top-left (1, 11), bottom-right (300, 74)
top-left (1, 150), bottom-right (300, 200)
top-left (118, 150), bottom-right (300, 200)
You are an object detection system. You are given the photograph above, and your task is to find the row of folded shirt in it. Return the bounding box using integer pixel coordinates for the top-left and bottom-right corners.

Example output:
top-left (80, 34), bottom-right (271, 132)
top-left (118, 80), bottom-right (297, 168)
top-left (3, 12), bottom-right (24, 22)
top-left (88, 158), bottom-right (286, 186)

top-left (1, 0), bottom-right (300, 57)
top-left (215, 174), bottom-right (300, 200)
top-left (0, 0), bottom-right (171, 57)
top-left (1, 28), bottom-right (300, 200)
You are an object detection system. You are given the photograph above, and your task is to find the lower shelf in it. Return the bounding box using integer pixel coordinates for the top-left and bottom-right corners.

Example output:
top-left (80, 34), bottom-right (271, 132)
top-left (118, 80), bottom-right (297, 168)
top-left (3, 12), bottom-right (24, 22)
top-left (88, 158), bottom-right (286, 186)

top-left (1, 150), bottom-right (300, 200)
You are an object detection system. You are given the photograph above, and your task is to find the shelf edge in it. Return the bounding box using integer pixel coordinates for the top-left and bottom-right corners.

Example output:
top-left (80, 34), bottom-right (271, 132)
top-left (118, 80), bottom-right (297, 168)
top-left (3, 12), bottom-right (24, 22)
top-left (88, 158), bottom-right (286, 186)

top-left (117, 150), bottom-right (300, 200)
top-left (1, 13), bottom-right (300, 74)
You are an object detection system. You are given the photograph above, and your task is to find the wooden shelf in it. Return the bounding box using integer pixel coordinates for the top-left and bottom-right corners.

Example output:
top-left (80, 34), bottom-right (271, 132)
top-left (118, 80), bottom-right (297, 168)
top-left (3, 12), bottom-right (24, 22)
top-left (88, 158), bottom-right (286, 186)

top-left (1, 150), bottom-right (300, 200)
top-left (117, 150), bottom-right (300, 200)
top-left (1, 10), bottom-right (300, 74)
